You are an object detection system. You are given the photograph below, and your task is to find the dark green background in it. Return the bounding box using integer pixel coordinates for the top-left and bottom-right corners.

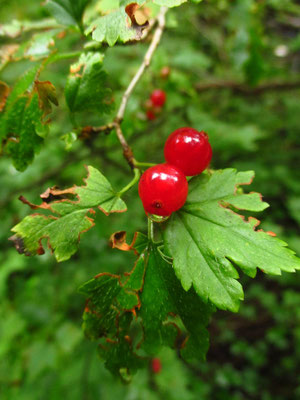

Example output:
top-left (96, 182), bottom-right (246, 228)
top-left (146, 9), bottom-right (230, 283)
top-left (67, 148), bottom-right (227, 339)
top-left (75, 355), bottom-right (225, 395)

top-left (0, 0), bottom-right (300, 399)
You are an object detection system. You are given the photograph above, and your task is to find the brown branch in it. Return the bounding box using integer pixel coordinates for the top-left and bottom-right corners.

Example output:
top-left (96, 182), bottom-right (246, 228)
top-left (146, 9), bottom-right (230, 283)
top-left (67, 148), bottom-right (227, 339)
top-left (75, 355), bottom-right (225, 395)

top-left (113, 6), bottom-right (168, 168)
top-left (116, 7), bottom-right (168, 123)
top-left (80, 7), bottom-right (168, 169)
top-left (195, 80), bottom-right (300, 95)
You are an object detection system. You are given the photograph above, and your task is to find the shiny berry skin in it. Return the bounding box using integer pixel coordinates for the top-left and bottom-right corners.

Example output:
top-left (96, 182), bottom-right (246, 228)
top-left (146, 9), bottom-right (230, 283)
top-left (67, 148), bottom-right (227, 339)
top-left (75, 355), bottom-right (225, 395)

top-left (164, 127), bottom-right (212, 176)
top-left (150, 89), bottom-right (166, 107)
top-left (151, 358), bottom-right (162, 374)
top-left (138, 164), bottom-right (188, 216)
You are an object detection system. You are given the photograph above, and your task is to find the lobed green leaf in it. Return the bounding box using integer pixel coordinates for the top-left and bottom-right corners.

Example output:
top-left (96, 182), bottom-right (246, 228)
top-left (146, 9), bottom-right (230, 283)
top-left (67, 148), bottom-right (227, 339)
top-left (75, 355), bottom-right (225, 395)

top-left (10, 166), bottom-right (127, 262)
top-left (163, 169), bottom-right (300, 312)
top-left (65, 52), bottom-right (113, 113)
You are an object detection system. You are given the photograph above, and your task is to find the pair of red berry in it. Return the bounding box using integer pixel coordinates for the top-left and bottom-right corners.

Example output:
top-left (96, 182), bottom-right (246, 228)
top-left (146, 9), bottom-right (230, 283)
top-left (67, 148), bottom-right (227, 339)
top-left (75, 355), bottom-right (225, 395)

top-left (138, 127), bottom-right (212, 216)
top-left (146, 89), bottom-right (166, 121)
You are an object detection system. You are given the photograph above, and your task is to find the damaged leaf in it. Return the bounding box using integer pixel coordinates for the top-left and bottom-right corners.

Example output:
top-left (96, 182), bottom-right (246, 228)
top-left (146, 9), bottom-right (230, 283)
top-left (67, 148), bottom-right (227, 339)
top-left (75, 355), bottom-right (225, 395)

top-left (0, 64), bottom-right (57, 170)
top-left (10, 166), bottom-right (127, 262)
top-left (85, 2), bottom-right (149, 47)
top-left (65, 52), bottom-right (113, 113)
top-left (79, 242), bottom-right (214, 376)
top-left (109, 231), bottom-right (147, 254)
top-left (34, 80), bottom-right (58, 120)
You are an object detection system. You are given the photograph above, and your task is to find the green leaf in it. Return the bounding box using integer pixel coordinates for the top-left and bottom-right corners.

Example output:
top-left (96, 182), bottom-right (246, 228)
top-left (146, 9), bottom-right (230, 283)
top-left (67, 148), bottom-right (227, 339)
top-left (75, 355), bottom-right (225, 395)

top-left (23, 30), bottom-right (60, 59)
top-left (0, 67), bottom-right (58, 171)
top-left (45, 0), bottom-right (91, 29)
top-left (153, 0), bottom-right (187, 7)
top-left (85, 2), bottom-right (149, 47)
top-left (79, 254), bottom-right (146, 339)
top-left (65, 52), bottom-right (113, 113)
top-left (79, 253), bottom-right (147, 377)
top-left (5, 64), bottom-right (41, 109)
top-left (60, 132), bottom-right (77, 150)
top-left (140, 245), bottom-right (214, 361)
top-left (3, 94), bottom-right (44, 171)
top-left (80, 242), bottom-right (214, 375)
top-left (163, 169), bottom-right (300, 312)
top-left (10, 166), bottom-right (127, 262)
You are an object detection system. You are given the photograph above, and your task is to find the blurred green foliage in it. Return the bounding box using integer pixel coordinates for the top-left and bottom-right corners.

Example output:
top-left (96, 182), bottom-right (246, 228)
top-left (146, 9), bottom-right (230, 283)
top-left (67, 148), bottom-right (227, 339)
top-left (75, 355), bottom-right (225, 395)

top-left (0, 0), bottom-right (300, 399)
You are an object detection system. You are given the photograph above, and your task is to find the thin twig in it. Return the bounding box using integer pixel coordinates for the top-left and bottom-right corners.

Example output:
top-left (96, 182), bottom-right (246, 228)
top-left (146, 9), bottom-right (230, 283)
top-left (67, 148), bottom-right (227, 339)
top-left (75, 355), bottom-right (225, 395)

top-left (113, 6), bottom-right (168, 168)
top-left (116, 7), bottom-right (168, 122)
top-left (83, 7), bottom-right (168, 169)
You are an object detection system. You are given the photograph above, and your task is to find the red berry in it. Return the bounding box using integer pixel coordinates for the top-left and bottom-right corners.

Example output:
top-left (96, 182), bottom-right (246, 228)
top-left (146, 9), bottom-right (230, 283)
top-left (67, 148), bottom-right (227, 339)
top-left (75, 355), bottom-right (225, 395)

top-left (150, 89), bottom-right (166, 107)
top-left (164, 127), bottom-right (212, 176)
top-left (146, 109), bottom-right (156, 121)
top-left (138, 164), bottom-right (188, 216)
top-left (151, 358), bottom-right (162, 374)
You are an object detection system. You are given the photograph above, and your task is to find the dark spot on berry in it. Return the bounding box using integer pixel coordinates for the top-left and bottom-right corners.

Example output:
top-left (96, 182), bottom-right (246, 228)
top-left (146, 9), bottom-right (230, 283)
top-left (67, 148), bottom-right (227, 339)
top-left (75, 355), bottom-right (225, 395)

top-left (152, 201), bottom-right (162, 209)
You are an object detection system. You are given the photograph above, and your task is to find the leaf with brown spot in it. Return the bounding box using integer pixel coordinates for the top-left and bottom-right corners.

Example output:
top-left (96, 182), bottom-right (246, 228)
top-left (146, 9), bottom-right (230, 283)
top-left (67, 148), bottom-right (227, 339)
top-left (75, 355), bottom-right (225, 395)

top-left (0, 64), bottom-right (53, 171)
top-left (11, 166), bottom-right (127, 262)
top-left (125, 3), bottom-right (149, 40)
top-left (34, 80), bottom-right (58, 120)
top-left (109, 231), bottom-right (148, 254)
top-left (85, 2), bottom-right (149, 47)
top-left (65, 52), bottom-right (113, 113)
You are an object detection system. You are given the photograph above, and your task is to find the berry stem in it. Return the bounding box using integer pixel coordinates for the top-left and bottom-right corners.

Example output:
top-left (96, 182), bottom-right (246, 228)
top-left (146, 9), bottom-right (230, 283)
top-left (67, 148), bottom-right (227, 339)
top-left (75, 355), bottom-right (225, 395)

top-left (118, 168), bottom-right (141, 196)
top-left (134, 161), bottom-right (156, 168)
top-left (148, 218), bottom-right (154, 242)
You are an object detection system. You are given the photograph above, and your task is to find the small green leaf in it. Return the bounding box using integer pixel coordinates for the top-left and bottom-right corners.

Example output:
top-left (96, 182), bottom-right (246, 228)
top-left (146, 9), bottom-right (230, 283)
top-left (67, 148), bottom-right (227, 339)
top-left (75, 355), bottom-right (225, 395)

top-left (10, 166), bottom-right (127, 261)
top-left (0, 69), bottom-right (58, 170)
top-left (163, 169), bottom-right (300, 312)
top-left (85, 2), bottom-right (148, 47)
top-left (24, 30), bottom-right (60, 59)
top-left (45, 0), bottom-right (91, 29)
top-left (61, 132), bottom-right (77, 150)
top-left (4, 94), bottom-right (44, 171)
top-left (65, 52), bottom-right (113, 113)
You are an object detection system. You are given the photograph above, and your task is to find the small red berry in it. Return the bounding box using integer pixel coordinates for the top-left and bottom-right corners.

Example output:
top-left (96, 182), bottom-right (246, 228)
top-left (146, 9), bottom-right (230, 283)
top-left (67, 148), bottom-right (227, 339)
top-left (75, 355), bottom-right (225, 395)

top-left (138, 164), bottom-right (188, 216)
top-left (146, 109), bottom-right (156, 121)
top-left (164, 127), bottom-right (212, 176)
top-left (151, 358), bottom-right (162, 374)
top-left (150, 89), bottom-right (166, 107)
